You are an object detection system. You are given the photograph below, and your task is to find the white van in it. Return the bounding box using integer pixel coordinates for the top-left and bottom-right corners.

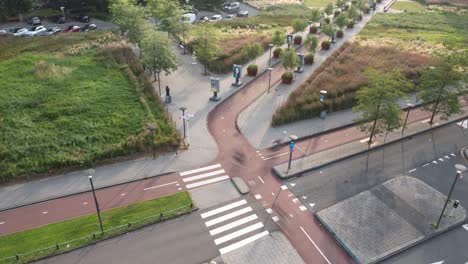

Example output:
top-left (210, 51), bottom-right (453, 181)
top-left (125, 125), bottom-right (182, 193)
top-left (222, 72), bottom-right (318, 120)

top-left (181, 13), bottom-right (196, 23)
top-left (224, 2), bottom-right (240, 10)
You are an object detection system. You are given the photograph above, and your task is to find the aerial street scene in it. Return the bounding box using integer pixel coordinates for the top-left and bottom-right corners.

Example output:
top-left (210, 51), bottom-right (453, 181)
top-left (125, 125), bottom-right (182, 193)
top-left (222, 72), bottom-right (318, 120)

top-left (0, 0), bottom-right (467, 263)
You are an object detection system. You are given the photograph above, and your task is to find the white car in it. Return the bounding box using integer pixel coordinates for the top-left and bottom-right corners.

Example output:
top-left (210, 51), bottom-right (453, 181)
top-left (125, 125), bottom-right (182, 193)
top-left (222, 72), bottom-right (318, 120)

top-left (182, 13), bottom-right (196, 23)
top-left (225, 14), bottom-right (237, 20)
top-left (32, 26), bottom-right (48, 36)
top-left (224, 2), bottom-right (240, 10)
top-left (0, 29), bottom-right (7, 35)
top-left (210, 15), bottom-right (222, 21)
top-left (13, 28), bottom-right (30, 37)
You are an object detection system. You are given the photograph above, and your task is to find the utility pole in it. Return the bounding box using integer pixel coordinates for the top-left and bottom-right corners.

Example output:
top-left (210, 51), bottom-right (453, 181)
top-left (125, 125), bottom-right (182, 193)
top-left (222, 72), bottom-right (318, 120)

top-left (88, 176), bottom-right (104, 234)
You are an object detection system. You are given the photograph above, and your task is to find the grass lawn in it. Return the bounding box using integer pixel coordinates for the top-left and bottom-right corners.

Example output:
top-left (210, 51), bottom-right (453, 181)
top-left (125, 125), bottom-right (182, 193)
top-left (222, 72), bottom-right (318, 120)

top-left (0, 192), bottom-right (193, 263)
top-left (360, 11), bottom-right (468, 48)
top-left (0, 33), bottom-right (178, 182)
top-left (391, 0), bottom-right (426, 11)
top-left (304, 0), bottom-right (334, 7)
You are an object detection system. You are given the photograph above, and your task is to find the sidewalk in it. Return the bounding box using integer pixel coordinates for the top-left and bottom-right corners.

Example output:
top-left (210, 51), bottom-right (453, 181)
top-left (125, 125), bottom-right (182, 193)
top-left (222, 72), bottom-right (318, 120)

top-left (273, 105), bottom-right (468, 178)
top-left (238, 2), bottom-right (406, 150)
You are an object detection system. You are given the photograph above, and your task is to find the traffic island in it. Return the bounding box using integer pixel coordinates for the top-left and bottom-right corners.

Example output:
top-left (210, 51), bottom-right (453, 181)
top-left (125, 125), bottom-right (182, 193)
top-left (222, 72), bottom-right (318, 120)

top-left (315, 176), bottom-right (466, 264)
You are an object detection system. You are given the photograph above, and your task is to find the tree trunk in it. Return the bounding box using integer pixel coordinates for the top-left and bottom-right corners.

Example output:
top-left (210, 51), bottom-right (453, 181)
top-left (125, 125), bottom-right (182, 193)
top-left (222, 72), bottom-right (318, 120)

top-left (368, 103), bottom-right (381, 145)
top-left (204, 38), bottom-right (207, 75)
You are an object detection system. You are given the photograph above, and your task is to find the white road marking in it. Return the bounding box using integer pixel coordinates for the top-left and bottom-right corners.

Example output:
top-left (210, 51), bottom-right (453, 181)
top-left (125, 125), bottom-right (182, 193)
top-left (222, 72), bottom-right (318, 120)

top-left (444, 156), bottom-right (450, 159)
top-left (309, 203), bottom-right (315, 208)
top-left (290, 183), bottom-right (296, 187)
top-left (422, 163), bottom-right (430, 167)
top-left (42, 211), bottom-right (48, 215)
top-left (176, 183), bottom-right (180, 186)
top-left (302, 196), bottom-right (307, 199)
top-left (144, 181), bottom-right (178, 191)
top-left (295, 145), bottom-right (306, 153)
top-left (409, 168), bottom-right (417, 173)
top-left (300, 226), bottom-right (332, 264)
top-left (272, 216), bottom-right (279, 222)
top-left (83, 202), bottom-right (88, 205)
top-left (432, 161), bottom-right (438, 164)
top-left (121, 193), bottom-right (126, 196)
top-left (263, 152), bottom-right (289, 160)
top-left (201, 200), bottom-right (248, 219)
top-left (288, 194), bottom-right (293, 197)
top-left (178, 188), bottom-right (182, 191)
top-left (205, 207), bottom-right (253, 227)
top-left (281, 185), bottom-right (288, 190)
top-left (266, 208), bottom-right (273, 214)
top-left (457, 120), bottom-right (468, 128)
top-left (182, 169), bottom-right (225, 182)
top-left (438, 158), bottom-right (444, 162)
top-left (179, 164), bottom-right (221, 176)
top-left (292, 198), bottom-right (299, 203)
top-left (299, 206), bottom-right (307, 211)
top-left (256, 150), bottom-right (259, 153)
top-left (254, 194), bottom-right (262, 200)
top-left (272, 192), bottom-right (275, 196)
top-left (289, 213), bottom-right (294, 218)
top-left (209, 214), bottom-right (258, 236)
top-left (360, 137), bottom-right (370, 143)
top-left (0, 222), bottom-right (5, 225)
top-left (421, 119), bottom-right (431, 123)
top-left (462, 224), bottom-right (468, 231)
top-left (218, 231), bottom-right (269, 255)
top-left (257, 176), bottom-right (265, 184)
top-left (186, 176), bottom-right (230, 189)
top-left (430, 261), bottom-right (444, 264)
top-left (450, 153), bottom-right (456, 157)
top-left (214, 222), bottom-right (264, 245)
top-left (319, 171), bottom-right (323, 174)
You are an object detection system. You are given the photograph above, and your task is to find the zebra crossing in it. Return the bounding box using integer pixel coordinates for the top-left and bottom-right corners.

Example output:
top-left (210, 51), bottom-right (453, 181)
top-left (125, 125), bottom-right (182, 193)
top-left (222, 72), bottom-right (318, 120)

top-left (179, 164), bottom-right (230, 189)
top-left (200, 199), bottom-right (269, 255)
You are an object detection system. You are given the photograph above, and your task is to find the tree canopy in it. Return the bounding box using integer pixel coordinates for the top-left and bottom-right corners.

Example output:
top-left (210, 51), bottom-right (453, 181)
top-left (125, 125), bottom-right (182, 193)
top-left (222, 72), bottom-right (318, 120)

top-left (110, 1), bottom-right (149, 43)
top-left (283, 48), bottom-right (300, 71)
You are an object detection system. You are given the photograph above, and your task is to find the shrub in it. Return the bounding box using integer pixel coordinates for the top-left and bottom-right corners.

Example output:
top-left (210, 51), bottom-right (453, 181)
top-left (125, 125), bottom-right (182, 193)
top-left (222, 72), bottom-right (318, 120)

top-left (321, 40), bottom-right (331, 50)
top-left (357, 13), bottom-right (363, 20)
top-left (334, 10), bottom-right (341, 17)
top-left (347, 20), bottom-right (355, 28)
top-left (304, 53), bottom-right (314, 64)
top-left (247, 64), bottom-right (258, 76)
top-left (294, 35), bottom-right (302, 45)
top-left (325, 17), bottom-right (331, 24)
top-left (292, 18), bottom-right (308, 32)
top-left (282, 71), bottom-right (294, 84)
top-left (273, 47), bottom-right (283, 58)
top-left (272, 30), bottom-right (285, 46)
top-left (362, 6), bottom-right (371, 13)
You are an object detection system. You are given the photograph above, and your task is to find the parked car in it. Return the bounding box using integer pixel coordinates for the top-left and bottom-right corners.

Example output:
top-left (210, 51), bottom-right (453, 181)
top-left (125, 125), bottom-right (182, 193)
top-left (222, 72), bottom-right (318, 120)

top-left (197, 16), bottom-right (209, 23)
top-left (81, 24), bottom-right (97, 31)
top-left (52, 16), bottom-right (66, 24)
top-left (225, 14), bottom-right (237, 20)
top-left (32, 26), bottom-right (48, 36)
top-left (0, 29), bottom-right (7, 35)
top-left (75, 14), bottom-right (90, 23)
top-left (47, 27), bottom-right (61, 35)
top-left (182, 13), bottom-right (196, 23)
top-left (210, 15), bottom-right (222, 21)
top-left (10, 27), bottom-right (24, 33)
top-left (63, 25), bottom-right (81, 33)
top-left (28, 17), bottom-right (41, 26)
top-left (224, 2), bottom-right (240, 10)
top-left (13, 28), bottom-right (30, 37)
top-left (237, 10), bottom-right (249, 17)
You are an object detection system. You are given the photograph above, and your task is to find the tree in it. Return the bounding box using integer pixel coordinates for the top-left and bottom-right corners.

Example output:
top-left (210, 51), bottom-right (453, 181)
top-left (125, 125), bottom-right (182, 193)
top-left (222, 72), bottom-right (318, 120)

top-left (0, 0), bottom-right (32, 20)
top-left (272, 30), bottom-right (285, 47)
top-left (283, 48), bottom-right (300, 72)
top-left (305, 35), bottom-right (318, 53)
top-left (192, 26), bottom-right (221, 75)
top-left (292, 18), bottom-right (308, 33)
top-left (242, 43), bottom-right (263, 64)
top-left (309, 8), bottom-right (322, 25)
top-left (110, 1), bottom-right (149, 44)
top-left (348, 5), bottom-right (358, 20)
top-left (140, 28), bottom-right (181, 95)
top-left (322, 24), bottom-right (334, 40)
top-left (324, 3), bottom-right (334, 16)
top-left (418, 51), bottom-right (467, 124)
top-left (335, 13), bottom-right (348, 29)
top-left (353, 69), bottom-right (412, 144)
top-left (336, 0), bottom-right (346, 9)
top-left (179, 19), bottom-right (192, 55)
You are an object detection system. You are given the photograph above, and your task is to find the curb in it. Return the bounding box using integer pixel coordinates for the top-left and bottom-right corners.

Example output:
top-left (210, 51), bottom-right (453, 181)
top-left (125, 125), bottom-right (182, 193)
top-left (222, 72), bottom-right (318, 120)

top-left (274, 114), bottom-right (468, 179)
top-left (0, 171), bottom-right (175, 213)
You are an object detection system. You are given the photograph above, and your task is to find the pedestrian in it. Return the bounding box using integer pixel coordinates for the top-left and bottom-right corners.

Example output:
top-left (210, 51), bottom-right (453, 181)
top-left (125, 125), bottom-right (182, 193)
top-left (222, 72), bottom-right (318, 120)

top-left (172, 142), bottom-right (179, 156)
top-left (166, 85), bottom-right (170, 97)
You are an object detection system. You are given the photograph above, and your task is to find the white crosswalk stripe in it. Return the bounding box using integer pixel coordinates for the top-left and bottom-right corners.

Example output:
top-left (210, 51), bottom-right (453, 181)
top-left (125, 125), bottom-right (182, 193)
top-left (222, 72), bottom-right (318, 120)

top-left (179, 164), bottom-right (230, 189)
top-left (201, 200), bottom-right (269, 255)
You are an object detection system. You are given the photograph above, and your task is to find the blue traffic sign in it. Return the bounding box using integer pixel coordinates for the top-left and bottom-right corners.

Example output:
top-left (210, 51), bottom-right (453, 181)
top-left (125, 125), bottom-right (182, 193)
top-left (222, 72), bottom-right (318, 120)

top-left (289, 141), bottom-right (295, 150)
top-left (320, 95), bottom-right (324, 102)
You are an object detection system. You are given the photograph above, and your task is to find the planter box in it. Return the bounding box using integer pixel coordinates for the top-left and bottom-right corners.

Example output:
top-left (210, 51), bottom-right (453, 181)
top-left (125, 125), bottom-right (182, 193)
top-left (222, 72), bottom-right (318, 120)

top-left (294, 38), bottom-right (302, 45)
top-left (282, 76), bottom-right (293, 84)
top-left (309, 27), bottom-right (318, 34)
top-left (337, 31), bottom-right (344, 38)
top-left (273, 51), bottom-right (281, 58)
top-left (347, 23), bottom-right (354, 29)
top-left (247, 67), bottom-right (258, 76)
top-left (304, 55), bottom-right (314, 65)
top-left (322, 41), bottom-right (331, 50)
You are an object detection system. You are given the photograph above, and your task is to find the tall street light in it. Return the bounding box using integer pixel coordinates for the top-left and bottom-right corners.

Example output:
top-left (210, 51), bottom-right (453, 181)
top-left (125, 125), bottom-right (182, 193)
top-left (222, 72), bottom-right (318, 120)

top-left (179, 107), bottom-right (187, 139)
top-left (148, 125), bottom-right (156, 159)
top-left (60, 7), bottom-right (65, 21)
top-left (434, 164), bottom-right (466, 229)
top-left (268, 44), bottom-right (274, 67)
top-left (267, 67), bottom-right (273, 93)
top-left (401, 103), bottom-right (414, 135)
top-left (88, 176), bottom-right (104, 234)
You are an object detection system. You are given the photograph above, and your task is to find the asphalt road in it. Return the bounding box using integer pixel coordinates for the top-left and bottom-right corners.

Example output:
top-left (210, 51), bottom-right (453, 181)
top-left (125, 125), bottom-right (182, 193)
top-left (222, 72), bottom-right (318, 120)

top-left (286, 122), bottom-right (468, 263)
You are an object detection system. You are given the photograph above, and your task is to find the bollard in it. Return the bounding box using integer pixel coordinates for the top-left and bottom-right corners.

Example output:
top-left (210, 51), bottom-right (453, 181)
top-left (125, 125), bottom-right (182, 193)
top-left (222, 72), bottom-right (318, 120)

top-left (128, 222), bottom-right (132, 228)
top-left (93, 233), bottom-right (96, 239)
top-left (160, 212), bottom-right (163, 219)
top-left (16, 254), bottom-right (19, 260)
top-left (56, 244), bottom-right (60, 250)
top-left (190, 203), bottom-right (193, 208)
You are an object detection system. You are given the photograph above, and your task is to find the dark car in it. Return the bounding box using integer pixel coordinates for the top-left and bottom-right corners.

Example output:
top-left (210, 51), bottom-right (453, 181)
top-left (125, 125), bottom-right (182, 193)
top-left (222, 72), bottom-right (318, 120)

top-left (197, 16), bottom-right (209, 23)
top-left (76, 14), bottom-right (90, 23)
top-left (55, 16), bottom-right (66, 24)
top-left (10, 27), bottom-right (24, 33)
top-left (81, 23), bottom-right (97, 31)
top-left (28, 17), bottom-right (41, 26)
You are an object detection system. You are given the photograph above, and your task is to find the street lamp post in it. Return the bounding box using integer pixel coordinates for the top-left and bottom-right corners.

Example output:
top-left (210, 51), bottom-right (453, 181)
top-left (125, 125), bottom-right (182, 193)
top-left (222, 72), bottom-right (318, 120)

top-left (88, 176), bottom-right (104, 234)
top-left (319, 90), bottom-right (327, 119)
top-left (268, 44), bottom-right (274, 67)
top-left (267, 67), bottom-right (273, 93)
top-left (179, 107), bottom-right (187, 139)
top-left (148, 125), bottom-right (156, 159)
top-left (434, 164), bottom-right (466, 229)
top-left (401, 103), bottom-right (414, 135)
top-left (60, 7), bottom-right (65, 21)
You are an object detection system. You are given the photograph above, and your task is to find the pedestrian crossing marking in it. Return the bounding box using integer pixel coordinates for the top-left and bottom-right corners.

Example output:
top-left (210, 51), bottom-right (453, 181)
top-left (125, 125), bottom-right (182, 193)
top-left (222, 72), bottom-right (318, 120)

top-left (214, 222), bottom-right (264, 245)
top-left (201, 200), bottom-right (247, 219)
top-left (209, 214), bottom-right (258, 236)
top-left (205, 207), bottom-right (253, 227)
top-left (182, 169), bottom-right (225, 182)
top-left (186, 176), bottom-right (230, 189)
top-left (180, 164), bottom-right (221, 176)
top-left (218, 231), bottom-right (269, 255)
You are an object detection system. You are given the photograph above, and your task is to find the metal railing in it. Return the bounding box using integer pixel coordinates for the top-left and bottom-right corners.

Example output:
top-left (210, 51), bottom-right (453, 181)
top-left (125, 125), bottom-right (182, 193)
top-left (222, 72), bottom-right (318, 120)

top-left (0, 203), bottom-right (193, 264)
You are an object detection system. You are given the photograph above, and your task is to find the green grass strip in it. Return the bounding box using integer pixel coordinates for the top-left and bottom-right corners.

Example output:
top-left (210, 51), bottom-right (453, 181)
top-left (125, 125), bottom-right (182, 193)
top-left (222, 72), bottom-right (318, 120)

top-left (0, 192), bottom-right (193, 263)
top-left (391, 1), bottom-right (426, 12)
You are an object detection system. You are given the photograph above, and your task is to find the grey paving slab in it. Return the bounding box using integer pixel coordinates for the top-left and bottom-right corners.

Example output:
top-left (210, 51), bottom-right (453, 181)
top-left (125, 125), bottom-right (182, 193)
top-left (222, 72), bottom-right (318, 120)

top-left (221, 232), bottom-right (305, 264)
top-left (316, 176), bottom-right (467, 264)
top-left (190, 180), bottom-right (241, 209)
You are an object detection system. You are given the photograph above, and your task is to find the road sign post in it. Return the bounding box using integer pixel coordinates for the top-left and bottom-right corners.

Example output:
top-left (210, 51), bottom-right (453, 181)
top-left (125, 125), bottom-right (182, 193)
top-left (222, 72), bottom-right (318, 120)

top-left (288, 140), bottom-right (295, 170)
top-left (320, 90), bottom-right (327, 119)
